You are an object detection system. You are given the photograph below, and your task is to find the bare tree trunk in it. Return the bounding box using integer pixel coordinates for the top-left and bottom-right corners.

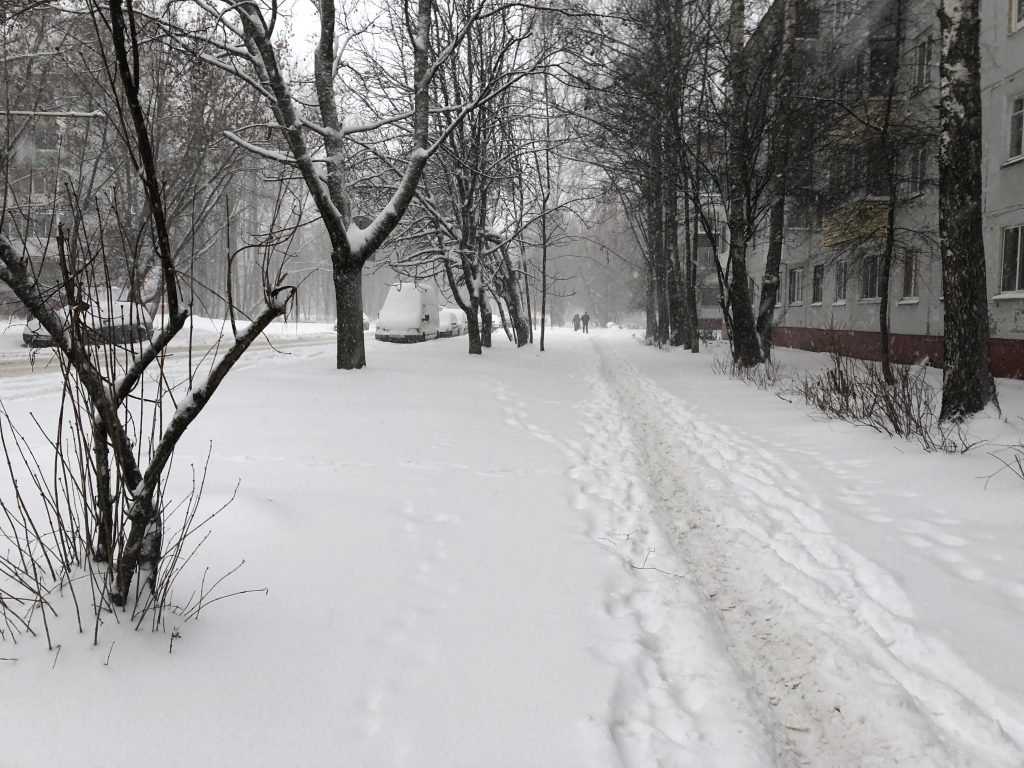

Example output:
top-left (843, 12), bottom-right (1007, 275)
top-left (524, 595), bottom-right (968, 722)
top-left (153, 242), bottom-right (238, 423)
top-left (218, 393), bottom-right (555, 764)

top-left (540, 204), bottom-right (549, 352)
top-left (480, 293), bottom-right (493, 347)
top-left (500, 250), bottom-right (529, 346)
top-left (726, 0), bottom-right (762, 367)
top-left (524, 260), bottom-right (534, 343)
top-left (755, 0), bottom-right (796, 360)
top-left (683, 177), bottom-right (699, 352)
top-left (645, 261), bottom-right (657, 342)
top-left (333, 260), bottom-right (366, 370)
top-left (879, 167), bottom-right (898, 384)
top-left (91, 416), bottom-right (113, 562)
top-left (757, 194), bottom-right (785, 360)
top-left (938, 0), bottom-right (998, 420)
top-left (667, 177), bottom-right (687, 347)
top-left (466, 294), bottom-right (483, 354)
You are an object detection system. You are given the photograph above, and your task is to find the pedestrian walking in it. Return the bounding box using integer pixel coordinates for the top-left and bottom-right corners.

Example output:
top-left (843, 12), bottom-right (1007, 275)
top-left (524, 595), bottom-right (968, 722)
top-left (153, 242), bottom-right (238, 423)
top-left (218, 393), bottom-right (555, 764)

top-left (581, 312), bottom-right (590, 334)
top-left (572, 313), bottom-right (581, 332)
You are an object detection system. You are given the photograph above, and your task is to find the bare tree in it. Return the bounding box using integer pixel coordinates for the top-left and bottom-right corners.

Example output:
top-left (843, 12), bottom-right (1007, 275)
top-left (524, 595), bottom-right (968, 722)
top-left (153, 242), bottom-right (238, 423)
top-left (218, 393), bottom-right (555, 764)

top-left (0, 0), bottom-right (294, 607)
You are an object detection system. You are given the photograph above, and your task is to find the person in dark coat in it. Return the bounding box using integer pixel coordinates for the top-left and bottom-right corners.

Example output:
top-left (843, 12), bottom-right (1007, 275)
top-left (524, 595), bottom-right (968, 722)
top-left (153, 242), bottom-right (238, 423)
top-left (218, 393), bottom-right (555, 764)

top-left (572, 313), bottom-right (581, 332)
top-left (581, 311), bottom-right (590, 334)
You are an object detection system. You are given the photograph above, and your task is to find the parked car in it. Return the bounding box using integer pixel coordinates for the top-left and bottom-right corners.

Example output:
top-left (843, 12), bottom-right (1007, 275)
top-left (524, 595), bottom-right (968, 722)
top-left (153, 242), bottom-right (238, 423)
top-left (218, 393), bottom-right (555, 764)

top-left (374, 283), bottom-right (439, 342)
top-left (438, 307), bottom-right (464, 337)
top-left (22, 300), bottom-right (153, 348)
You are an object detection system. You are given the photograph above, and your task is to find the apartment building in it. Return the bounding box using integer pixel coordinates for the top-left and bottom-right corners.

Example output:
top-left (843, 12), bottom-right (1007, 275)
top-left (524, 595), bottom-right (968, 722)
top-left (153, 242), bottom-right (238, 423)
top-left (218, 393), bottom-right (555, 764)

top-left (745, 0), bottom-right (1024, 377)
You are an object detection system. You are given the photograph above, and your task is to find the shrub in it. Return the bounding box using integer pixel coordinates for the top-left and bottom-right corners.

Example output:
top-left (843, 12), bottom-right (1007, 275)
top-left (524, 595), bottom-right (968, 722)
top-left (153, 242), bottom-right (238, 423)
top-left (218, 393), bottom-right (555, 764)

top-left (796, 353), bottom-right (975, 453)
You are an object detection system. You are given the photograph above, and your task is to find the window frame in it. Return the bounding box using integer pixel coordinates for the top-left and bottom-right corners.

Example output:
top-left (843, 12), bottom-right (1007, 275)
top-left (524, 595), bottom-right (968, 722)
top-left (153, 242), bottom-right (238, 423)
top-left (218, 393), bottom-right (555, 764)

top-left (834, 260), bottom-right (849, 303)
top-left (913, 146), bottom-right (927, 195)
top-left (1001, 225), bottom-right (1024, 293)
top-left (861, 254), bottom-right (882, 300)
top-left (788, 266), bottom-right (805, 306)
top-left (913, 37), bottom-right (933, 90)
top-left (1010, 94), bottom-right (1024, 161)
top-left (1013, 0), bottom-right (1024, 33)
top-left (811, 264), bottom-right (824, 304)
top-left (901, 251), bottom-right (919, 298)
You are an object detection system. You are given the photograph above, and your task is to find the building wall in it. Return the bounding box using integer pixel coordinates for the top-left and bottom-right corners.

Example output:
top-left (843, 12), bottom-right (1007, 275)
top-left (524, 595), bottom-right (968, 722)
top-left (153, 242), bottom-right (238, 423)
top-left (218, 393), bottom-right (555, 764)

top-left (744, 0), bottom-right (1024, 377)
top-left (981, 0), bottom-right (1024, 339)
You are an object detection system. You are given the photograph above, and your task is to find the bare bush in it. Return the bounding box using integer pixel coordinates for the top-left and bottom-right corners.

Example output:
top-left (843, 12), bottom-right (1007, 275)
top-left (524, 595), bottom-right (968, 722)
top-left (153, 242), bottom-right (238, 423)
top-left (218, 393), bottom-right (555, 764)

top-left (710, 354), bottom-right (785, 391)
top-left (796, 353), bottom-right (976, 453)
top-left (987, 441), bottom-right (1024, 485)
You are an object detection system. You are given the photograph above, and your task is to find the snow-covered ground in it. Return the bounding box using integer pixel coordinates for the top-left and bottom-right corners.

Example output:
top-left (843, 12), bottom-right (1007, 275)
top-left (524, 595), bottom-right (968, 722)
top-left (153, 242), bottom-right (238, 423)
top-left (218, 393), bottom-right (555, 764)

top-left (2, 327), bottom-right (1023, 767)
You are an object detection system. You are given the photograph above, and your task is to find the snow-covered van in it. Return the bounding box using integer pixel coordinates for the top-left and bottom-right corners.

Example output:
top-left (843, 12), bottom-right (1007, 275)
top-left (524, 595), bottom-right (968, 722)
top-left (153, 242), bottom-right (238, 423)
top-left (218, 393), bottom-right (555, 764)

top-left (438, 306), bottom-right (465, 337)
top-left (375, 283), bottom-right (439, 342)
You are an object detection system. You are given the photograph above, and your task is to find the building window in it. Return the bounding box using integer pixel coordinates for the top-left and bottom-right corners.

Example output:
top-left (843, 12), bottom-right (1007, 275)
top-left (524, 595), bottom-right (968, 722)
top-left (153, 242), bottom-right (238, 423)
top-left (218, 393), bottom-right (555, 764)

top-left (1011, 95), bottom-right (1024, 160)
top-left (698, 246), bottom-right (716, 269)
top-left (835, 0), bottom-right (858, 27)
top-left (35, 118), bottom-right (59, 151)
top-left (811, 264), bottom-right (824, 303)
top-left (906, 146), bottom-right (927, 196)
top-left (868, 38), bottom-right (898, 97)
top-left (901, 251), bottom-right (918, 297)
top-left (1013, 0), bottom-right (1024, 32)
top-left (861, 255), bottom-right (881, 299)
top-left (31, 170), bottom-right (55, 197)
top-left (27, 214), bottom-right (53, 239)
top-left (835, 260), bottom-right (848, 301)
top-left (788, 267), bottom-right (804, 305)
top-left (1002, 225), bottom-right (1024, 292)
top-left (913, 37), bottom-right (933, 89)
top-left (700, 283), bottom-right (720, 306)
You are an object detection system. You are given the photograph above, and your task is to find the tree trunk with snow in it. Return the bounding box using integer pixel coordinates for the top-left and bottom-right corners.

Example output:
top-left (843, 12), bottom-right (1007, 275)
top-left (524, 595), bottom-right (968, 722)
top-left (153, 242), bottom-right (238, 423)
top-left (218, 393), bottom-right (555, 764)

top-left (937, 0), bottom-right (998, 420)
top-left (334, 260), bottom-right (366, 370)
top-left (480, 297), bottom-right (493, 347)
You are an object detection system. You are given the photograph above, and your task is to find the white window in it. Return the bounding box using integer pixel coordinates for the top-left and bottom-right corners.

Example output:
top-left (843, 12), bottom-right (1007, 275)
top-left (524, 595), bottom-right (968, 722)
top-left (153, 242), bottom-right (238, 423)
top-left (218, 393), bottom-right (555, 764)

top-left (1013, 0), bottom-right (1024, 32)
top-left (788, 267), bottom-right (804, 305)
top-left (861, 255), bottom-right (881, 299)
top-left (913, 37), bottom-right (933, 89)
top-left (835, 260), bottom-right (848, 301)
top-left (1011, 96), bottom-right (1024, 160)
top-left (1002, 225), bottom-right (1024, 292)
top-left (901, 251), bottom-right (918, 298)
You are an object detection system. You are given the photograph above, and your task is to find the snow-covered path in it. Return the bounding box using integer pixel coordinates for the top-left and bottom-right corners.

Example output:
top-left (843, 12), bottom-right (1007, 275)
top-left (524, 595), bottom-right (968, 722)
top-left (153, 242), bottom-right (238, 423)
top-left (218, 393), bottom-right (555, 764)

top-left (2, 328), bottom-right (1022, 767)
top-left (587, 338), bottom-right (1024, 767)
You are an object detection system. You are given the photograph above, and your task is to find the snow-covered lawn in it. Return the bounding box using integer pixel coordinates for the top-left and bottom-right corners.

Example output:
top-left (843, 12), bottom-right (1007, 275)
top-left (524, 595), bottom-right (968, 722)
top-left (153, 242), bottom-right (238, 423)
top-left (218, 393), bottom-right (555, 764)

top-left (2, 327), bottom-right (1023, 767)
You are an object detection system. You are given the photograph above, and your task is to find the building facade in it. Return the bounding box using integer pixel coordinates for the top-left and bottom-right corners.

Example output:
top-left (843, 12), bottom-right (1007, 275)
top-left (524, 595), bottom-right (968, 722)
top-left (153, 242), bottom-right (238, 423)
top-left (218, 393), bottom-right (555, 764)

top-left (744, 0), bottom-right (1024, 377)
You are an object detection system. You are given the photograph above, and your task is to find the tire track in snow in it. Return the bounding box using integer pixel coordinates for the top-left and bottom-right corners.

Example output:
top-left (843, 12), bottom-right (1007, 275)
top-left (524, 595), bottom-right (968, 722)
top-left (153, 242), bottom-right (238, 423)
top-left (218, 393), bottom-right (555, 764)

top-left (496, 373), bottom-right (776, 768)
top-left (593, 339), bottom-right (1024, 767)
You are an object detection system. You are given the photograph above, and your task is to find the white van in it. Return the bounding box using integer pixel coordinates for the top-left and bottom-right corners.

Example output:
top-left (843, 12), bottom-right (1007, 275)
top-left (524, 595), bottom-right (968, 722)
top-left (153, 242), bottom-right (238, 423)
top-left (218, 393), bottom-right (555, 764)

top-left (375, 283), bottom-right (439, 342)
top-left (438, 306), bottom-right (465, 337)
